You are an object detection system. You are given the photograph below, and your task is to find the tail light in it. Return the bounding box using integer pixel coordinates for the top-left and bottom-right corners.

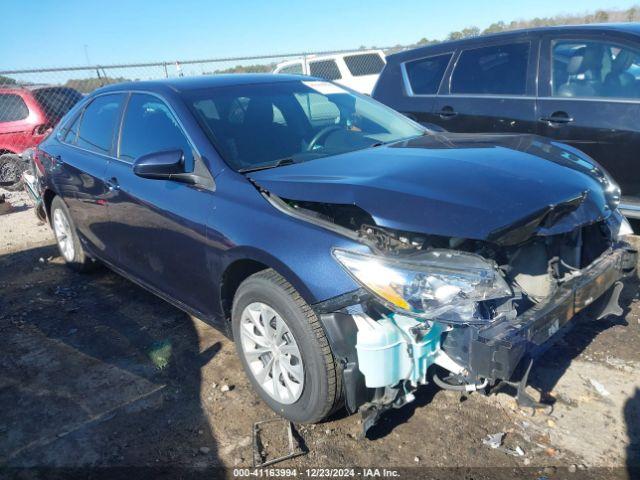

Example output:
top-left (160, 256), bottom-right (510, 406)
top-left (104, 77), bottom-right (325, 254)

top-left (33, 148), bottom-right (45, 174)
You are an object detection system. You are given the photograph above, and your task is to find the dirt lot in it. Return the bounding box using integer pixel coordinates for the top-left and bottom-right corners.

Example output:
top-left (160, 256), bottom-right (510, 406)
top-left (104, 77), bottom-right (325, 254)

top-left (1, 187), bottom-right (639, 479)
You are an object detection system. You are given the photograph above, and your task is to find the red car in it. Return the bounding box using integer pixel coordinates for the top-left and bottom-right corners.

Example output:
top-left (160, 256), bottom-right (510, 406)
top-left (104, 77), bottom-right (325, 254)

top-left (0, 85), bottom-right (82, 189)
top-left (0, 85), bottom-right (82, 155)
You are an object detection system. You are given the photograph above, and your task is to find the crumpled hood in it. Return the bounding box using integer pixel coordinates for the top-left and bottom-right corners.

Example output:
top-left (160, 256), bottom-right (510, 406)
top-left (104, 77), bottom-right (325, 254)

top-left (248, 133), bottom-right (615, 243)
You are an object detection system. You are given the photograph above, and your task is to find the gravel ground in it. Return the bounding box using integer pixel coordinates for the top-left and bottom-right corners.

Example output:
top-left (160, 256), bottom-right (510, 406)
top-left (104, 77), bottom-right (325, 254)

top-left (1, 188), bottom-right (639, 479)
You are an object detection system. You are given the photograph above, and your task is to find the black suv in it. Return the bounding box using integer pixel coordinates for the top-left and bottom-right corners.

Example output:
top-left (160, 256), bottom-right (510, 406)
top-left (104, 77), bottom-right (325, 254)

top-left (373, 23), bottom-right (640, 219)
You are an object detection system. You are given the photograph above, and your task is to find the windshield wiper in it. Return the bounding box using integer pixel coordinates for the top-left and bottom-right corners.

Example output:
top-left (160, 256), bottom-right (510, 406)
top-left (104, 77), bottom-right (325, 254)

top-left (238, 157), bottom-right (295, 173)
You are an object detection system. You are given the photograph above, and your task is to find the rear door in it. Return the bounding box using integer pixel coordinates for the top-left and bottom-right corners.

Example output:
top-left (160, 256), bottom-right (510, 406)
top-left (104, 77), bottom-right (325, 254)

top-left (105, 92), bottom-right (215, 315)
top-left (393, 51), bottom-right (454, 126)
top-left (432, 37), bottom-right (539, 134)
top-left (45, 93), bottom-right (125, 262)
top-left (537, 33), bottom-right (640, 202)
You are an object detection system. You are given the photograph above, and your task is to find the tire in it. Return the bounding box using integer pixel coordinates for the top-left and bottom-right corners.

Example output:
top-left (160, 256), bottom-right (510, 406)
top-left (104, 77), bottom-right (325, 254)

top-left (0, 154), bottom-right (26, 191)
top-left (231, 269), bottom-right (343, 423)
top-left (50, 196), bottom-right (97, 272)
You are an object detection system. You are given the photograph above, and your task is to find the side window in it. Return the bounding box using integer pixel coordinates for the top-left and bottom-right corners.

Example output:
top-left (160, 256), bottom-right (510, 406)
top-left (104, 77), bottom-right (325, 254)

top-left (404, 53), bottom-right (453, 95)
top-left (343, 53), bottom-right (386, 76)
top-left (279, 63), bottom-right (303, 75)
top-left (451, 42), bottom-right (530, 95)
top-left (309, 60), bottom-right (342, 81)
top-left (552, 40), bottom-right (640, 99)
top-left (76, 94), bottom-right (124, 155)
top-left (0, 94), bottom-right (29, 122)
top-left (119, 94), bottom-right (193, 165)
top-left (63, 112), bottom-right (82, 144)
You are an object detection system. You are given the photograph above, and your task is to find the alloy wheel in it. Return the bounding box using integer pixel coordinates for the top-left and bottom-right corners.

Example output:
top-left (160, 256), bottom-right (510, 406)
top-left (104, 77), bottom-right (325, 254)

top-left (239, 302), bottom-right (304, 404)
top-left (53, 208), bottom-right (75, 262)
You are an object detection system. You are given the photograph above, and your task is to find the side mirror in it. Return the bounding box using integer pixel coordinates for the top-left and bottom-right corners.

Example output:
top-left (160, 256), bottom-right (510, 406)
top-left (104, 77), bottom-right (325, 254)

top-left (133, 150), bottom-right (197, 184)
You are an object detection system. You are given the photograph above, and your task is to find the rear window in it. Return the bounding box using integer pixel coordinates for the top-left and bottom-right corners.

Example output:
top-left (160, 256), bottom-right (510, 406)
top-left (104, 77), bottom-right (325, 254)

top-left (343, 53), bottom-right (385, 76)
top-left (33, 88), bottom-right (82, 121)
top-left (309, 60), bottom-right (342, 80)
top-left (451, 42), bottom-right (530, 95)
top-left (404, 53), bottom-right (452, 95)
top-left (0, 93), bottom-right (29, 122)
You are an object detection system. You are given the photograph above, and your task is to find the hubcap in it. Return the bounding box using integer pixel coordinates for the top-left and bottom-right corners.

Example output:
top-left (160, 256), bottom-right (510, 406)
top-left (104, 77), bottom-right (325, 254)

top-left (239, 302), bottom-right (304, 404)
top-left (53, 208), bottom-right (75, 262)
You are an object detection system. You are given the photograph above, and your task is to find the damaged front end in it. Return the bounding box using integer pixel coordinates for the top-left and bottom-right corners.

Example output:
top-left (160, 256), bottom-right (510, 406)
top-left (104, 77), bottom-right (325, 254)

top-left (268, 193), bottom-right (637, 433)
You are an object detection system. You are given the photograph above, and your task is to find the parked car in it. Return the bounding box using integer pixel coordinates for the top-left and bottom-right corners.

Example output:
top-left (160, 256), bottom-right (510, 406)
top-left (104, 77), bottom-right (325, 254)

top-left (373, 23), bottom-right (640, 219)
top-left (0, 85), bottom-right (82, 189)
top-left (28, 74), bottom-right (636, 432)
top-left (274, 50), bottom-right (386, 94)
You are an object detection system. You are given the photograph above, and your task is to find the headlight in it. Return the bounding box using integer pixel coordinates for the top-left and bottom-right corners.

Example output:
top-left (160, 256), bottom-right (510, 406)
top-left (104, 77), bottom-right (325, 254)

top-left (333, 248), bottom-right (512, 324)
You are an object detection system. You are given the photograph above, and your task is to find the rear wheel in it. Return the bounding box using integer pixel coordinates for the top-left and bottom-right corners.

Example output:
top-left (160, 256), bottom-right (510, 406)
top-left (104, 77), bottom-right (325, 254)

top-left (50, 196), bottom-right (97, 272)
top-left (232, 269), bottom-right (343, 423)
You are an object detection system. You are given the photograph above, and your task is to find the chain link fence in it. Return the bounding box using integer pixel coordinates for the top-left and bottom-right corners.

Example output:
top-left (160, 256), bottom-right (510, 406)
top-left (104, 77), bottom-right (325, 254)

top-left (0, 47), bottom-right (402, 158)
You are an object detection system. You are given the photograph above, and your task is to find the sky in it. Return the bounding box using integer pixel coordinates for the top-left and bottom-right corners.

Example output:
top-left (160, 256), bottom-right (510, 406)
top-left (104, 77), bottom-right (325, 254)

top-left (1, 0), bottom-right (639, 70)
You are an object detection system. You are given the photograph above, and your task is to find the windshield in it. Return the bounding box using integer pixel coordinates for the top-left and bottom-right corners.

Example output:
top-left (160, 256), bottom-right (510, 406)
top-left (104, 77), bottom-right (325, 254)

top-left (186, 80), bottom-right (424, 171)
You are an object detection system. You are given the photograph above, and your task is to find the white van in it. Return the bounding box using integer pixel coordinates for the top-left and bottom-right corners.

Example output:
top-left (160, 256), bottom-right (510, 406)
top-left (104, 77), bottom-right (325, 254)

top-left (273, 50), bottom-right (386, 95)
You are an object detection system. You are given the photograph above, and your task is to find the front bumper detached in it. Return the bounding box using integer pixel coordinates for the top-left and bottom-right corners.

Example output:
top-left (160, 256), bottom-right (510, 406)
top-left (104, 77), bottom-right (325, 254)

top-left (317, 243), bottom-right (637, 429)
top-left (451, 243), bottom-right (637, 383)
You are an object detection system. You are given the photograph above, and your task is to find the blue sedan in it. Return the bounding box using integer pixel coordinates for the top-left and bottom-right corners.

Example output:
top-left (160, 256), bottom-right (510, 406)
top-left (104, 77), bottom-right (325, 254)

top-left (31, 74), bottom-right (636, 432)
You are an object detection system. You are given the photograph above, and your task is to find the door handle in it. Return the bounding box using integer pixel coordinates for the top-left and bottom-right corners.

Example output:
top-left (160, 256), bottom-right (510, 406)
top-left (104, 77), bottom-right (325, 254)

top-left (105, 177), bottom-right (120, 191)
top-left (438, 106), bottom-right (458, 118)
top-left (540, 111), bottom-right (574, 124)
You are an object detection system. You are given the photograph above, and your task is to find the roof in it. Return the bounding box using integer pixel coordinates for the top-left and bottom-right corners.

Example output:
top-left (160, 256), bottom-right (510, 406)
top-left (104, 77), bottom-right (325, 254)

top-left (388, 23), bottom-right (640, 62)
top-left (0, 84), bottom-right (75, 93)
top-left (96, 73), bottom-right (305, 95)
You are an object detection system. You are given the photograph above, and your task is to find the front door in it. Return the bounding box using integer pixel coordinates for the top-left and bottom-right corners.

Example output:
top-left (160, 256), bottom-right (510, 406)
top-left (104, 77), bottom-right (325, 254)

top-left (537, 35), bottom-right (640, 201)
top-left (106, 93), bottom-right (215, 316)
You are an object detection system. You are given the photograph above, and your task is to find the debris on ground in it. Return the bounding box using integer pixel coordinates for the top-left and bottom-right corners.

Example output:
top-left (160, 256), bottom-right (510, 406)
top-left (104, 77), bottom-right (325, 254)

top-left (482, 432), bottom-right (505, 449)
top-left (588, 378), bottom-right (611, 397)
top-left (0, 193), bottom-right (12, 215)
top-left (482, 432), bottom-right (525, 457)
top-left (220, 384), bottom-right (232, 392)
top-left (253, 419), bottom-right (306, 468)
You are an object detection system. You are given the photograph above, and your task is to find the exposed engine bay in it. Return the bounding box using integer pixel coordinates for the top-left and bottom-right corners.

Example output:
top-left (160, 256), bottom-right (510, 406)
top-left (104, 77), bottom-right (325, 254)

top-left (276, 195), bottom-right (637, 432)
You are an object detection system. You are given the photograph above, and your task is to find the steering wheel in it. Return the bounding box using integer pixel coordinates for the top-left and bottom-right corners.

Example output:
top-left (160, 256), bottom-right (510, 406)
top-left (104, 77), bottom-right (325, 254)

top-left (307, 126), bottom-right (343, 152)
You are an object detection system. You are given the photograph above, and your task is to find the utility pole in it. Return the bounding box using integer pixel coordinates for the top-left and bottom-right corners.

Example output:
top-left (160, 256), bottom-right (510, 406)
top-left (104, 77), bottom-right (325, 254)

top-left (83, 44), bottom-right (91, 66)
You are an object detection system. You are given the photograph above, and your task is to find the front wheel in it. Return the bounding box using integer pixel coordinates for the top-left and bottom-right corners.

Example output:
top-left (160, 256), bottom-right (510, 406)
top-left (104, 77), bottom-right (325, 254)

top-left (50, 196), bottom-right (97, 272)
top-left (231, 269), bottom-right (343, 423)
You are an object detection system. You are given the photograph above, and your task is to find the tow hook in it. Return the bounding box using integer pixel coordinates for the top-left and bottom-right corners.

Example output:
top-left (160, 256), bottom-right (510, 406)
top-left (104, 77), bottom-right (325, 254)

top-left (493, 358), bottom-right (553, 413)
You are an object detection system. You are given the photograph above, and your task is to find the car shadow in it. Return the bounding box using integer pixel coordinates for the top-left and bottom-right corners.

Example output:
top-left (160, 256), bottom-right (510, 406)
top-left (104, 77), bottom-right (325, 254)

top-left (625, 387), bottom-right (640, 476)
top-left (0, 244), bottom-right (222, 473)
top-left (363, 383), bottom-right (440, 440)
